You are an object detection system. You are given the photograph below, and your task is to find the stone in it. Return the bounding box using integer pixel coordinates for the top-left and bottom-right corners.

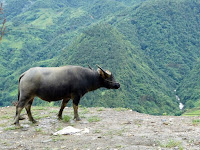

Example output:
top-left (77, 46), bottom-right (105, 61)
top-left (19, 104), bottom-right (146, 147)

top-left (53, 126), bottom-right (89, 135)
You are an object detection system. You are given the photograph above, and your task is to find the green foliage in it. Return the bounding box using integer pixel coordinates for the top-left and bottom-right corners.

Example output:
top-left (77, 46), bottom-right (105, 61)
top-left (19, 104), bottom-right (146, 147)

top-left (182, 107), bottom-right (200, 116)
top-left (55, 23), bottom-right (179, 115)
top-left (87, 116), bottom-right (101, 123)
top-left (114, 107), bottom-right (129, 111)
top-left (62, 115), bottom-right (71, 123)
top-left (4, 126), bottom-right (20, 131)
top-left (192, 119), bottom-right (200, 126)
top-left (35, 128), bottom-right (42, 132)
top-left (177, 61), bottom-right (200, 109)
top-left (1, 0), bottom-right (200, 115)
top-left (158, 139), bottom-right (183, 149)
top-left (0, 2), bottom-right (6, 43)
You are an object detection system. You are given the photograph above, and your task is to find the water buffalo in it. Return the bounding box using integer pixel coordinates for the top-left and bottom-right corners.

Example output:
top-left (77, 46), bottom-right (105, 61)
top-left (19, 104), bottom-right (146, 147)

top-left (14, 65), bottom-right (120, 126)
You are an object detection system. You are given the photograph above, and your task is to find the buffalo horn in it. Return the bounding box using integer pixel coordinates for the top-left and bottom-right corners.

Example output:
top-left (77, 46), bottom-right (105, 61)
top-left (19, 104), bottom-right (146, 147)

top-left (88, 65), bottom-right (93, 70)
top-left (96, 64), bottom-right (111, 77)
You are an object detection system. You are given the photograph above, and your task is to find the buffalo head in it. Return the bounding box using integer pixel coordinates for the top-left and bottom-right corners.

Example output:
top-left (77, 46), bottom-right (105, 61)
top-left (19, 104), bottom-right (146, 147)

top-left (96, 65), bottom-right (120, 89)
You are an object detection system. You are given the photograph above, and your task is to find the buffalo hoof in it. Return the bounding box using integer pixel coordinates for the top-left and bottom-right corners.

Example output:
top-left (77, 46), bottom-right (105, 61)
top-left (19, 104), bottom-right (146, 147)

top-left (15, 125), bottom-right (23, 129)
top-left (74, 117), bottom-right (81, 121)
top-left (31, 119), bottom-right (38, 124)
top-left (58, 116), bottom-right (63, 120)
top-left (14, 122), bottom-right (21, 128)
top-left (19, 115), bottom-right (25, 120)
top-left (58, 117), bottom-right (63, 120)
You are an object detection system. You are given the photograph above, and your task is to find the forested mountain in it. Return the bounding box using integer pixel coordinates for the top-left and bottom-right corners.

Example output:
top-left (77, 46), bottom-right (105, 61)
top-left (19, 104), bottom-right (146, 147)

top-left (0, 0), bottom-right (200, 115)
top-left (177, 61), bottom-right (200, 109)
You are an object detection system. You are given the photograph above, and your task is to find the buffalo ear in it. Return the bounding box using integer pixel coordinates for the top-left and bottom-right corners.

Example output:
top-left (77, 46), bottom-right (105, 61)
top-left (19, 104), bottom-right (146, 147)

top-left (105, 70), bottom-right (112, 78)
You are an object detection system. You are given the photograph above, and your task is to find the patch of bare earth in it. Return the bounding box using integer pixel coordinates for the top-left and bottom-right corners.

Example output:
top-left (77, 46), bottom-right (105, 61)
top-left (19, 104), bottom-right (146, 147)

top-left (0, 106), bottom-right (199, 150)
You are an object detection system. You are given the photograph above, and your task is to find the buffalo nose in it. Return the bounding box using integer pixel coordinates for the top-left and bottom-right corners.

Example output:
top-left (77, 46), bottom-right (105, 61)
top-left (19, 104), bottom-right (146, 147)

top-left (114, 83), bottom-right (120, 89)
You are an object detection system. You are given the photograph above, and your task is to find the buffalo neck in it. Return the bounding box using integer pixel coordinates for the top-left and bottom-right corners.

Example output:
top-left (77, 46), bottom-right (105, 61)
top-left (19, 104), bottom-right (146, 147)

top-left (86, 70), bottom-right (103, 92)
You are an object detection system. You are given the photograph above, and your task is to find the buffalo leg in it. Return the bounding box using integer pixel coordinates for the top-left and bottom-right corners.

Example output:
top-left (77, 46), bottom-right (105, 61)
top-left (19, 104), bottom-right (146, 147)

top-left (58, 98), bottom-right (70, 120)
top-left (73, 96), bottom-right (81, 121)
top-left (14, 107), bottom-right (23, 126)
top-left (25, 99), bottom-right (36, 123)
top-left (14, 99), bottom-right (28, 126)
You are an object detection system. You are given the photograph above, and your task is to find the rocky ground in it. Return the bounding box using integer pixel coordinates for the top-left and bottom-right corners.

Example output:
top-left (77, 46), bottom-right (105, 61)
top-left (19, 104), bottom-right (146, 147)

top-left (0, 106), bottom-right (200, 150)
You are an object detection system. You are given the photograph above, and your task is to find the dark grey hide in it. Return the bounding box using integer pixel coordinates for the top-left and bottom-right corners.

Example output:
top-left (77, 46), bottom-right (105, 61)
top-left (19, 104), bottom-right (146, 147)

top-left (14, 65), bottom-right (120, 126)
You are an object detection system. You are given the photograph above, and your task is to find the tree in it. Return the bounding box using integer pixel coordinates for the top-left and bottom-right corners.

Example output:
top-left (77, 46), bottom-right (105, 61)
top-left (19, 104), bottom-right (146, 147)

top-left (0, 3), bottom-right (6, 43)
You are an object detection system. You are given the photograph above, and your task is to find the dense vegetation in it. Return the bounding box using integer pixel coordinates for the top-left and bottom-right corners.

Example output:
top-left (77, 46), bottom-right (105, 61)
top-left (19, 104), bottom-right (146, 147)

top-left (0, 2), bottom-right (6, 43)
top-left (0, 0), bottom-right (200, 115)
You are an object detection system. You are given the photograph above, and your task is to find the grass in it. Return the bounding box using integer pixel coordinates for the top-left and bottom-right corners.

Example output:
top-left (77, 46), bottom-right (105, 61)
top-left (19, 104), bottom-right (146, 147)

top-left (80, 107), bottom-right (89, 114)
top-left (56, 126), bottom-right (63, 131)
top-left (77, 107), bottom-right (90, 119)
top-left (134, 119), bottom-right (143, 127)
top-left (158, 139), bottom-right (183, 149)
top-left (115, 145), bottom-right (124, 149)
top-left (94, 129), bottom-right (101, 133)
top-left (4, 126), bottom-right (20, 131)
top-left (192, 119), bottom-right (200, 126)
top-left (182, 107), bottom-right (200, 116)
top-left (0, 123), bottom-right (7, 127)
top-left (62, 115), bottom-right (71, 122)
top-left (50, 110), bottom-right (58, 113)
top-left (97, 107), bottom-right (105, 111)
top-left (0, 115), bottom-right (12, 120)
top-left (103, 130), bottom-right (114, 138)
top-left (52, 135), bottom-right (68, 142)
top-left (34, 114), bottom-right (49, 120)
top-left (103, 128), bottom-right (127, 137)
top-left (32, 106), bottom-right (48, 111)
top-left (162, 112), bottom-right (167, 116)
top-left (35, 127), bottom-right (42, 132)
top-left (114, 107), bottom-right (129, 111)
top-left (87, 116), bottom-right (101, 123)
top-left (0, 139), bottom-right (11, 146)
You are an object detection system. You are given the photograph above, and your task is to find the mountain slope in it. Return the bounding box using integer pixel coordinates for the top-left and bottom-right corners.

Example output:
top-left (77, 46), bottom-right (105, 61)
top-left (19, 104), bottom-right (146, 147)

top-left (112, 0), bottom-right (200, 111)
top-left (177, 61), bottom-right (200, 109)
top-left (53, 24), bottom-right (179, 115)
top-left (0, 0), bottom-right (200, 115)
top-left (115, 0), bottom-right (200, 86)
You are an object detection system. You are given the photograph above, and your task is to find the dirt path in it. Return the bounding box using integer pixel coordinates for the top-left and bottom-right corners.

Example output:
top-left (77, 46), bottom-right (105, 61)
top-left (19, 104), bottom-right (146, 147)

top-left (0, 106), bottom-right (199, 150)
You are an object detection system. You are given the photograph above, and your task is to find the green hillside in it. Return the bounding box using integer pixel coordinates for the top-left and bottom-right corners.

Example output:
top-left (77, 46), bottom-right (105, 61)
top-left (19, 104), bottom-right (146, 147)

top-left (113, 0), bottom-right (200, 111)
top-left (0, 0), bottom-right (200, 115)
top-left (54, 24), bottom-right (179, 115)
top-left (182, 107), bottom-right (200, 116)
top-left (116, 0), bottom-right (200, 85)
top-left (177, 61), bottom-right (200, 109)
